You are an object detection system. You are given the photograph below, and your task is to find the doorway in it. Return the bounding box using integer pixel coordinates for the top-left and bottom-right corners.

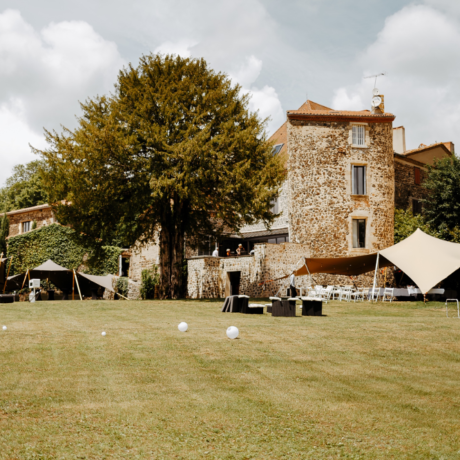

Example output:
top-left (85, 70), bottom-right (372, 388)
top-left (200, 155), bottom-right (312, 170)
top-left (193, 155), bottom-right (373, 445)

top-left (226, 271), bottom-right (241, 296)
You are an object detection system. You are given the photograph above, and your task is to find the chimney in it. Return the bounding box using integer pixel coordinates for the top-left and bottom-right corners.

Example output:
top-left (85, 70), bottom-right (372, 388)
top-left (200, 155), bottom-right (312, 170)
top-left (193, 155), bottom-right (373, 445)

top-left (393, 126), bottom-right (406, 154)
top-left (444, 142), bottom-right (455, 154)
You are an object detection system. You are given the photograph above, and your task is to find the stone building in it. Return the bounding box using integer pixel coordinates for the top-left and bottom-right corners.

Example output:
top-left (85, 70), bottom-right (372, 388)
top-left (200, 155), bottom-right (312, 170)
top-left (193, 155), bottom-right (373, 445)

top-left (184, 97), bottom-right (455, 299)
top-left (5, 204), bottom-right (56, 237)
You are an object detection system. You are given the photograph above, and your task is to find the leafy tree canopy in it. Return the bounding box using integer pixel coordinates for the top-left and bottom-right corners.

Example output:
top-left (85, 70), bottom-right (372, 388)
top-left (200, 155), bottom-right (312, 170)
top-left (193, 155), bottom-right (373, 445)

top-left (0, 160), bottom-right (48, 213)
top-left (35, 54), bottom-right (285, 298)
top-left (423, 155), bottom-right (460, 232)
top-left (394, 209), bottom-right (439, 244)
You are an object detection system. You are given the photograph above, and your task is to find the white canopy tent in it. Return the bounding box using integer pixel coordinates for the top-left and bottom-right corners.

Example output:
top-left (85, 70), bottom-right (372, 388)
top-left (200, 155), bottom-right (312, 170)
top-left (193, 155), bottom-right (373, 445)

top-left (282, 229), bottom-right (460, 294)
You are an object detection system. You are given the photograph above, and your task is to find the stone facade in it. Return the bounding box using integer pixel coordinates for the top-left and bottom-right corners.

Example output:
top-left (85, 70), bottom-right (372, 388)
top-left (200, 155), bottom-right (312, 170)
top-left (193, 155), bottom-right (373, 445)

top-left (394, 158), bottom-right (429, 211)
top-left (127, 237), bottom-right (160, 300)
top-left (128, 238), bottom-right (159, 282)
top-left (288, 120), bottom-right (394, 256)
top-left (187, 242), bottom-right (311, 299)
top-left (6, 204), bottom-right (56, 238)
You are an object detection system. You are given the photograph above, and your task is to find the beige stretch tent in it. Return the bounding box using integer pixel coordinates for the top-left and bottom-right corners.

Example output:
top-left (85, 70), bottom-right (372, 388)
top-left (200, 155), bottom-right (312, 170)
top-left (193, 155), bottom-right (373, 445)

top-left (286, 229), bottom-right (460, 294)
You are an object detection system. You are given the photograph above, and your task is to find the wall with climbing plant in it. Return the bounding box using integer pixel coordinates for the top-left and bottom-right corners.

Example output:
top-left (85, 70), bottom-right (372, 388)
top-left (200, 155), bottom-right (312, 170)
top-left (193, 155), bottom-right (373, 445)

top-left (7, 224), bottom-right (123, 276)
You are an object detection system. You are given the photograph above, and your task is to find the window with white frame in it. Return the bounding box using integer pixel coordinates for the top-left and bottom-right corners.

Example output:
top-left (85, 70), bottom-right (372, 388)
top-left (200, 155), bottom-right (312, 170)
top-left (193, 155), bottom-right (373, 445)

top-left (352, 165), bottom-right (366, 195)
top-left (352, 219), bottom-right (366, 248)
top-left (352, 125), bottom-right (366, 146)
top-left (22, 221), bottom-right (31, 233)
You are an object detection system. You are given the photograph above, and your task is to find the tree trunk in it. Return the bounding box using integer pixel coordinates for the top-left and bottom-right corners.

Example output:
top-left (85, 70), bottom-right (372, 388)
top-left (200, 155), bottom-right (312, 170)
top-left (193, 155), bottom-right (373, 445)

top-left (158, 203), bottom-right (185, 299)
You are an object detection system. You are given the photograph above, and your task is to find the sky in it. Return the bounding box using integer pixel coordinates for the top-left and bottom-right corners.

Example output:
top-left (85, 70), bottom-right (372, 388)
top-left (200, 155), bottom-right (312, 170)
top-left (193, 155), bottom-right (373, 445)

top-left (1, 0), bottom-right (459, 185)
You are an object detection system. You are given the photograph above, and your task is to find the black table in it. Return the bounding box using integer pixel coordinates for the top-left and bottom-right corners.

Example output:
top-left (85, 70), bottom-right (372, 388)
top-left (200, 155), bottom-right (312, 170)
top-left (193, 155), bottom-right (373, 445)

top-left (271, 299), bottom-right (297, 317)
top-left (0, 294), bottom-right (15, 304)
top-left (221, 295), bottom-right (249, 313)
top-left (301, 299), bottom-right (322, 316)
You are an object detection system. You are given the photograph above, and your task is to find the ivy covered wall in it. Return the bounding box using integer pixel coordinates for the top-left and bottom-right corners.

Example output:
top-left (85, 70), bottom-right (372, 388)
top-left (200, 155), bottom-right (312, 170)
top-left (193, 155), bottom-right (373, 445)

top-left (7, 224), bottom-right (123, 276)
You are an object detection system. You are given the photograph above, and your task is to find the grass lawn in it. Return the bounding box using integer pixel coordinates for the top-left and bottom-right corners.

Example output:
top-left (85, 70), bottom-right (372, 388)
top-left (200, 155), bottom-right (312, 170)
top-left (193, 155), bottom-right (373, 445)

top-left (0, 299), bottom-right (459, 459)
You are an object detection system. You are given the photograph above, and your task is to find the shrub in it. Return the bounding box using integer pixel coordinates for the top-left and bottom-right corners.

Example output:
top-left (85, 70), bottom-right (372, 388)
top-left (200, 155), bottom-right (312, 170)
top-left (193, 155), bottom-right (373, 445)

top-left (140, 265), bottom-right (159, 300)
top-left (116, 277), bottom-right (129, 298)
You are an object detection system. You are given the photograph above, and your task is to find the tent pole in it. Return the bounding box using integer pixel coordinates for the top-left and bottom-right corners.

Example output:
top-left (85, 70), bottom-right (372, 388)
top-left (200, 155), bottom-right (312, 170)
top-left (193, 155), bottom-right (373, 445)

top-left (21, 270), bottom-right (29, 290)
top-left (304, 257), bottom-right (312, 290)
top-left (372, 253), bottom-right (380, 302)
top-left (74, 270), bottom-right (83, 301)
top-left (3, 256), bottom-right (13, 294)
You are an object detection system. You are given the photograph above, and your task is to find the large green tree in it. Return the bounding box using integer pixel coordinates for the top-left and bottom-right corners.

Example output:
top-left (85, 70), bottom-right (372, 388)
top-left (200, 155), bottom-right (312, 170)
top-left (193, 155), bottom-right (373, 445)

top-left (423, 155), bottom-right (460, 233)
top-left (36, 54), bottom-right (284, 299)
top-left (0, 160), bottom-right (48, 213)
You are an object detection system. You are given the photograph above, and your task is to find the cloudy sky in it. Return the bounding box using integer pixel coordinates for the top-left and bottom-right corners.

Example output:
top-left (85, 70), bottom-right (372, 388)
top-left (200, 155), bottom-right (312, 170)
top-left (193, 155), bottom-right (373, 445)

top-left (0, 0), bottom-right (459, 185)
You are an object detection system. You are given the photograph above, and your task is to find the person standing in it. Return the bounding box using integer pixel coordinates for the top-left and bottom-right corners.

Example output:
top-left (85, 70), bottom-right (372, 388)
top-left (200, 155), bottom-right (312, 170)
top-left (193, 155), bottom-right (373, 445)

top-left (236, 244), bottom-right (246, 256)
top-left (212, 246), bottom-right (219, 257)
top-left (289, 272), bottom-right (297, 297)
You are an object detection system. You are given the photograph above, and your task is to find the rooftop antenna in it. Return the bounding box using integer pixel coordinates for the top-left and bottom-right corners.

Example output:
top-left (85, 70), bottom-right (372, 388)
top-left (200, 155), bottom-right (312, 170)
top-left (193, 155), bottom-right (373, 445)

top-left (364, 72), bottom-right (386, 89)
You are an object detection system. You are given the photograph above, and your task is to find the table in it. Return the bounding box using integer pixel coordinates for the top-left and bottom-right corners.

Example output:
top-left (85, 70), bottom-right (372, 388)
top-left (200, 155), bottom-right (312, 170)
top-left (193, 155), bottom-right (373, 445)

top-left (271, 299), bottom-right (296, 317)
top-left (301, 299), bottom-right (322, 316)
top-left (0, 294), bottom-right (14, 304)
top-left (221, 295), bottom-right (249, 313)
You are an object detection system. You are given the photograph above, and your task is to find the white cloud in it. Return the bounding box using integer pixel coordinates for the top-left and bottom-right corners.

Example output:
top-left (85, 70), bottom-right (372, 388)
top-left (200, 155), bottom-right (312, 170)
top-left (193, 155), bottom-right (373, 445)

top-left (0, 9), bottom-right (125, 185)
top-left (332, 5), bottom-right (460, 150)
top-left (153, 39), bottom-right (197, 58)
top-left (229, 56), bottom-right (284, 135)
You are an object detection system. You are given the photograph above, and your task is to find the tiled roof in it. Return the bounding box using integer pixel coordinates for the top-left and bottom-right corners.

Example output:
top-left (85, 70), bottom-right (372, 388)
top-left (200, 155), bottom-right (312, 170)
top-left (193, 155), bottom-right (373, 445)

top-left (5, 203), bottom-right (51, 216)
top-left (402, 142), bottom-right (452, 157)
top-left (287, 99), bottom-right (394, 120)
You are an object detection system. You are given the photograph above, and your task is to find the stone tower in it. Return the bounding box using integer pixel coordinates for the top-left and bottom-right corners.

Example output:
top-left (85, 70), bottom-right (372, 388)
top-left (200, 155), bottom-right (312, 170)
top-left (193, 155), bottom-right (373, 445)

top-left (287, 100), bottom-right (395, 257)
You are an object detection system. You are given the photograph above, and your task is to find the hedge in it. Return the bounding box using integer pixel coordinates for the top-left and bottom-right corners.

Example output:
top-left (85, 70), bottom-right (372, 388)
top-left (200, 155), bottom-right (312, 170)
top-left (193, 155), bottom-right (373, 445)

top-left (7, 224), bottom-right (123, 276)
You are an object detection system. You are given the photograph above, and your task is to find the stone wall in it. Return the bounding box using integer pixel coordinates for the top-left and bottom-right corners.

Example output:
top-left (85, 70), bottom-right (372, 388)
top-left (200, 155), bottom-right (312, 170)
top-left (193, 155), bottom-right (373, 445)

top-left (394, 159), bottom-right (429, 210)
top-left (128, 237), bottom-right (160, 282)
top-left (7, 206), bottom-right (55, 238)
top-left (287, 120), bottom-right (394, 256)
top-left (187, 242), bottom-right (311, 298)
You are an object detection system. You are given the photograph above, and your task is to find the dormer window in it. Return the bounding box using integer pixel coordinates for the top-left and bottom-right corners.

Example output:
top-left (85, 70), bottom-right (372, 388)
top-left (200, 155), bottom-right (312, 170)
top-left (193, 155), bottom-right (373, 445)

top-left (272, 144), bottom-right (284, 155)
top-left (352, 126), bottom-right (365, 146)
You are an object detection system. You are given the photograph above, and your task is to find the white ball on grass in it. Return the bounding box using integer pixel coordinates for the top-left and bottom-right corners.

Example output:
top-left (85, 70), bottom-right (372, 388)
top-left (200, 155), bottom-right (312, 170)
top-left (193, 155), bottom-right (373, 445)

top-left (178, 322), bottom-right (188, 332)
top-left (2, 325), bottom-right (6, 331)
top-left (101, 331), bottom-right (106, 336)
top-left (226, 326), bottom-right (239, 340)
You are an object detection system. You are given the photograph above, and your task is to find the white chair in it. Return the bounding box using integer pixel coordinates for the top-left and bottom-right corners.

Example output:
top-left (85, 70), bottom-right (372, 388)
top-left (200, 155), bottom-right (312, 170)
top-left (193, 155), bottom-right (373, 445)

top-left (382, 288), bottom-right (394, 302)
top-left (350, 287), bottom-right (364, 302)
top-left (369, 287), bottom-right (380, 302)
top-left (340, 285), bottom-right (353, 302)
top-left (331, 286), bottom-right (341, 300)
top-left (319, 286), bottom-right (333, 304)
top-left (362, 287), bottom-right (371, 301)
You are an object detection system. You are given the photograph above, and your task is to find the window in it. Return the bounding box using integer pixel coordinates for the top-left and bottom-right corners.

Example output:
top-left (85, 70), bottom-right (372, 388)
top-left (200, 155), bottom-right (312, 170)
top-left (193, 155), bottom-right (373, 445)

top-left (352, 126), bottom-right (365, 146)
top-left (22, 221), bottom-right (31, 233)
top-left (414, 167), bottom-right (421, 185)
top-left (272, 143), bottom-right (284, 155)
top-left (270, 197), bottom-right (279, 214)
top-left (412, 199), bottom-right (423, 215)
top-left (352, 165), bottom-right (366, 195)
top-left (352, 219), bottom-right (366, 248)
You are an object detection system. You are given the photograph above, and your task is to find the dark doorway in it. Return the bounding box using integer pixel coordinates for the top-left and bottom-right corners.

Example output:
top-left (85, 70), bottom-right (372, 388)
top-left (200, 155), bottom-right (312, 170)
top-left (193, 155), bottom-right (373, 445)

top-left (228, 271), bottom-right (241, 296)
